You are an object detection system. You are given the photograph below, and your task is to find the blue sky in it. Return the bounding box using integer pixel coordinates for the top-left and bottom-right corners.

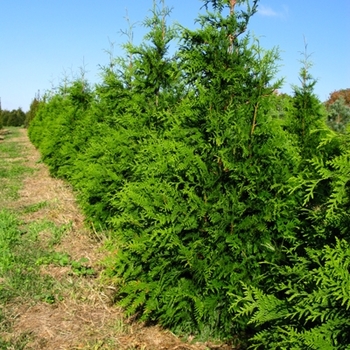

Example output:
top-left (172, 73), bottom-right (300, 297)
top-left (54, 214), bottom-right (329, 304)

top-left (1, 0), bottom-right (349, 111)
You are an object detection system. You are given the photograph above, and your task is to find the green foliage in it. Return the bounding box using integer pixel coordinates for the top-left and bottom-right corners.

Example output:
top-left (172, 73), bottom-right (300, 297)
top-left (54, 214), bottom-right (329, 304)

top-left (0, 131), bottom-right (34, 202)
top-left (24, 94), bottom-right (43, 128)
top-left (285, 46), bottom-right (329, 162)
top-left (0, 108), bottom-right (26, 127)
top-left (270, 92), bottom-right (295, 121)
top-left (27, 0), bottom-right (350, 345)
top-left (0, 209), bottom-right (58, 305)
top-left (0, 209), bottom-right (21, 274)
top-left (29, 78), bottom-right (93, 178)
top-left (36, 253), bottom-right (96, 277)
top-left (233, 92), bottom-right (350, 347)
top-left (326, 97), bottom-right (350, 133)
top-left (130, 0), bottom-right (180, 106)
top-left (104, 0), bottom-right (300, 339)
top-left (233, 238), bottom-right (350, 349)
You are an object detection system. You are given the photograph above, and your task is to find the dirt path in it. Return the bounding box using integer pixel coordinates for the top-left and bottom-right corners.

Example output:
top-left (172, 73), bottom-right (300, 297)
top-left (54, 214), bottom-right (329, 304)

top-left (1, 129), bottom-right (219, 350)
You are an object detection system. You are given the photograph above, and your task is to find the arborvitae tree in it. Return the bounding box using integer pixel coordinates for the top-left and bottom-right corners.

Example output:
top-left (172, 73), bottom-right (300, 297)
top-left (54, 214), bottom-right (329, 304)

top-left (122, 0), bottom-right (181, 131)
top-left (29, 0), bottom-right (350, 345)
top-left (28, 77), bottom-right (93, 177)
top-left (234, 127), bottom-right (350, 347)
top-left (233, 49), bottom-right (350, 349)
top-left (287, 46), bottom-right (328, 160)
top-left (106, 0), bottom-right (300, 340)
top-left (284, 52), bottom-right (345, 252)
top-left (68, 70), bottom-right (134, 226)
top-left (131, 1), bottom-right (178, 103)
top-left (68, 0), bottom-right (182, 227)
top-left (25, 93), bottom-right (42, 128)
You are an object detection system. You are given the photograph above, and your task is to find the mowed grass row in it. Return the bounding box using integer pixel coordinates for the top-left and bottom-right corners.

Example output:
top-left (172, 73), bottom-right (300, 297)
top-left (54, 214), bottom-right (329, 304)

top-left (0, 129), bottom-right (93, 349)
top-left (0, 130), bottom-right (33, 204)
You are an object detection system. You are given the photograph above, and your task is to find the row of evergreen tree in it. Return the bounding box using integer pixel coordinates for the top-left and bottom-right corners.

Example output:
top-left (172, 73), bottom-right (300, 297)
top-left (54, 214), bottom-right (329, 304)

top-left (0, 95), bottom-right (41, 129)
top-left (27, 0), bottom-right (350, 347)
top-left (0, 107), bottom-right (26, 128)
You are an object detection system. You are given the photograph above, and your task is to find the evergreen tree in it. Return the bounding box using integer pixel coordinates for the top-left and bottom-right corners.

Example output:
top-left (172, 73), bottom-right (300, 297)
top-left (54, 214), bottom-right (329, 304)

top-left (25, 93), bottom-right (42, 128)
top-left (286, 51), bottom-right (342, 251)
top-left (69, 0), bottom-right (182, 227)
top-left (28, 77), bottom-right (93, 177)
top-left (233, 48), bottom-right (350, 349)
top-left (234, 129), bottom-right (350, 346)
top-left (106, 0), bottom-right (300, 340)
top-left (288, 46), bottom-right (327, 160)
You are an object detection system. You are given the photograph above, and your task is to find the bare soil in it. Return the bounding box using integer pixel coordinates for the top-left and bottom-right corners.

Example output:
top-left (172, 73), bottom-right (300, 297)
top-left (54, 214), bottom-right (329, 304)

top-left (1, 128), bottom-right (232, 350)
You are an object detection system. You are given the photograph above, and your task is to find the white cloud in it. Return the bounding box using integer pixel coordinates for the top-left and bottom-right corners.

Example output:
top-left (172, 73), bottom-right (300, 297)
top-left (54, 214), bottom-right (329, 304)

top-left (259, 5), bottom-right (278, 17)
top-left (258, 4), bottom-right (289, 19)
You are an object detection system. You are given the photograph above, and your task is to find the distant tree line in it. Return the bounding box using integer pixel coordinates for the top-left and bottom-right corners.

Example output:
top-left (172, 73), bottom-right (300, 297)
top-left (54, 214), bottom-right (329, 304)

top-left (0, 95), bottom-right (42, 129)
top-left (0, 107), bottom-right (26, 128)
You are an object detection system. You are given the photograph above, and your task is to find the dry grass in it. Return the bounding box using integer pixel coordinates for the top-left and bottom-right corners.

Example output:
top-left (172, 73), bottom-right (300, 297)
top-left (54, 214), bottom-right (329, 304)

top-left (0, 129), bottom-right (232, 350)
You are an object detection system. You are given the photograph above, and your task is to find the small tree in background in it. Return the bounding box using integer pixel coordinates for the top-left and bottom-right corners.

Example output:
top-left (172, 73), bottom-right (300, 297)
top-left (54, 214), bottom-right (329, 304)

top-left (326, 97), bottom-right (350, 133)
top-left (287, 45), bottom-right (328, 159)
top-left (325, 88), bottom-right (350, 108)
top-left (25, 92), bottom-right (42, 128)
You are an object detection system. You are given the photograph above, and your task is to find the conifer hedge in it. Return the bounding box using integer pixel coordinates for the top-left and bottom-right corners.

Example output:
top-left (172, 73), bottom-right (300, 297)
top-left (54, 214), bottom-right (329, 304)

top-left (28, 0), bottom-right (349, 347)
